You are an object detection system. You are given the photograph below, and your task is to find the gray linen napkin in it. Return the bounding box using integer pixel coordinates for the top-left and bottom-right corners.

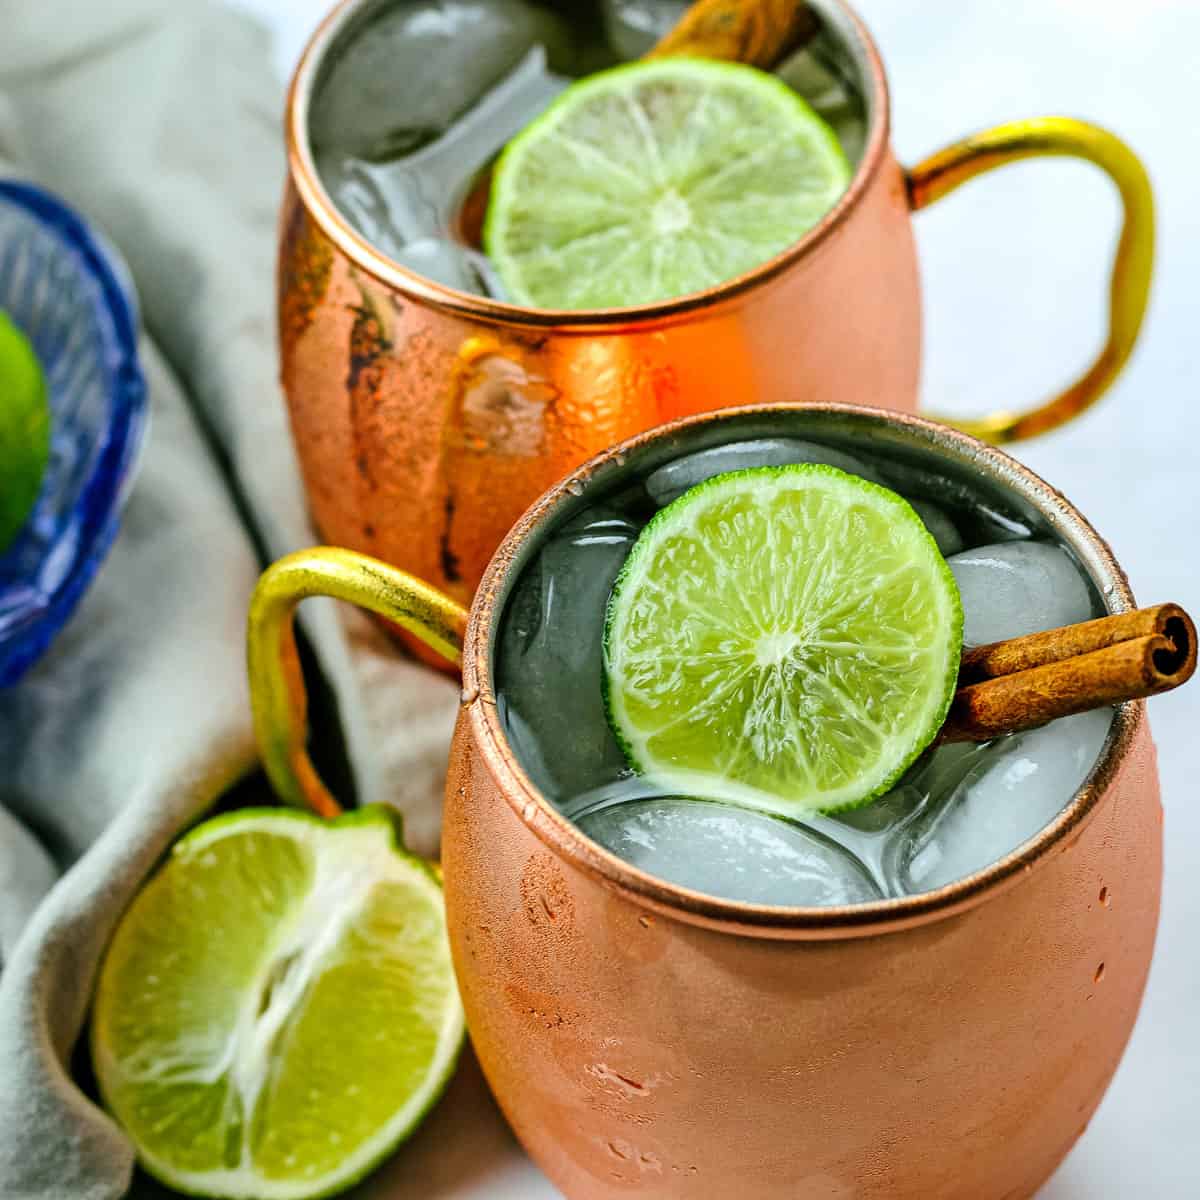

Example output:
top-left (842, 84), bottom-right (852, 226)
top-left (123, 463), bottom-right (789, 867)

top-left (0, 1), bottom-right (460, 1196)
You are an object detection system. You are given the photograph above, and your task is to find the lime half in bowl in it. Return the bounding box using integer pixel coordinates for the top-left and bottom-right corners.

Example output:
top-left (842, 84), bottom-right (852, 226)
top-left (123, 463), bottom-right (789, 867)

top-left (0, 180), bottom-right (147, 686)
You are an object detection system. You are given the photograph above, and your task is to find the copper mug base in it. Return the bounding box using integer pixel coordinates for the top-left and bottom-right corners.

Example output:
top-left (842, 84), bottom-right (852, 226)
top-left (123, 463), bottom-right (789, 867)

top-left (248, 404), bottom-right (1163, 1199)
top-left (278, 0), bottom-right (1154, 666)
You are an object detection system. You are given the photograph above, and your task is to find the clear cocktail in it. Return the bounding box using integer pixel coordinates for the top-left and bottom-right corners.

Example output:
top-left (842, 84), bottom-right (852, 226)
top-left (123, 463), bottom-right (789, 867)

top-left (496, 428), bottom-right (1112, 904)
top-left (309, 0), bottom-right (864, 301)
top-left (244, 403), bottom-right (1166, 1198)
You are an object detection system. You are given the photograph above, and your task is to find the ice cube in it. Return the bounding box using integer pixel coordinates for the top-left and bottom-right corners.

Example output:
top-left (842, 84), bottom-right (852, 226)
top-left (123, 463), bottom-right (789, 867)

top-left (813, 784), bottom-right (923, 895)
top-left (821, 740), bottom-right (986, 881)
top-left (467, 250), bottom-right (512, 302)
top-left (310, 0), bottom-right (573, 161)
top-left (880, 460), bottom-right (1033, 547)
top-left (645, 438), bottom-right (884, 506)
top-left (900, 709), bottom-right (1113, 893)
top-left (775, 39), bottom-right (868, 164)
top-left (390, 238), bottom-right (490, 293)
top-left (948, 541), bottom-right (1097, 647)
top-left (911, 741), bottom-right (994, 804)
top-left (603, 0), bottom-right (689, 59)
top-left (318, 157), bottom-right (416, 260)
top-left (908, 498), bottom-right (963, 556)
top-left (577, 796), bottom-right (882, 906)
top-left (828, 785), bottom-right (925, 837)
top-left (496, 509), bottom-right (638, 800)
top-left (318, 46), bottom-right (567, 263)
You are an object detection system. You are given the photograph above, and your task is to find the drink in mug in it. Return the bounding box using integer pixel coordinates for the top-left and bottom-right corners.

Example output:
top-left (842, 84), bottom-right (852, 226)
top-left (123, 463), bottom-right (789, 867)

top-left (247, 405), bottom-right (1163, 1197)
top-left (496, 429), bottom-right (1114, 903)
top-left (309, 0), bottom-right (866, 303)
top-left (281, 0), bottom-right (1151, 643)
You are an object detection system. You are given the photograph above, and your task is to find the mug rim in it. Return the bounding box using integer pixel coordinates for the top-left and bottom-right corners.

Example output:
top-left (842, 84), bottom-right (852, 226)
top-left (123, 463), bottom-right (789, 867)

top-left (460, 402), bottom-right (1144, 941)
top-left (285, 0), bottom-right (892, 330)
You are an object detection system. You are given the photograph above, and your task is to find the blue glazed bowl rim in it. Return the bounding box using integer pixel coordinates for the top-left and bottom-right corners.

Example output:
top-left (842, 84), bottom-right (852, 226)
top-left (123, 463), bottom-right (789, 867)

top-left (0, 179), bottom-right (148, 685)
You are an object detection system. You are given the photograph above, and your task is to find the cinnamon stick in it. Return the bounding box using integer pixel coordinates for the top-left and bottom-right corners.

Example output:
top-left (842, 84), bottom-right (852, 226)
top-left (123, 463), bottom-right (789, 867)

top-left (940, 603), bottom-right (1196, 744)
top-left (456, 0), bottom-right (815, 248)
top-left (648, 0), bottom-right (817, 68)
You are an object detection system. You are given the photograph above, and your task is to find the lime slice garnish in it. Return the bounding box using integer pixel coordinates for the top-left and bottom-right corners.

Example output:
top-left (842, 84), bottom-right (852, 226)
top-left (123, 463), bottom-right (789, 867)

top-left (91, 806), bottom-right (464, 1200)
top-left (484, 58), bottom-right (851, 309)
top-left (0, 310), bottom-right (50, 552)
top-left (603, 466), bottom-right (963, 814)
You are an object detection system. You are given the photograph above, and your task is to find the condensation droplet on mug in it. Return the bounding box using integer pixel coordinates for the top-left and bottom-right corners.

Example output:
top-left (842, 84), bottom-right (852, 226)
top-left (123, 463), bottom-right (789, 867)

top-left (1103, 583), bottom-right (1116, 598)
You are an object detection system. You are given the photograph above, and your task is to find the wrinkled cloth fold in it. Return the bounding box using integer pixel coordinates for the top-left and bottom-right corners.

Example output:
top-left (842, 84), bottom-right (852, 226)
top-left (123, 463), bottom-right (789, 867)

top-left (0, 2), bottom-right (460, 1196)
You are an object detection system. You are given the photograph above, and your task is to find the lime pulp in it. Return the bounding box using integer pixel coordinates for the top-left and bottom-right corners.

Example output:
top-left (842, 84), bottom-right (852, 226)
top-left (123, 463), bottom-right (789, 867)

top-left (603, 466), bottom-right (964, 814)
top-left (0, 310), bottom-right (50, 551)
top-left (485, 58), bottom-right (851, 309)
top-left (91, 806), bottom-right (465, 1200)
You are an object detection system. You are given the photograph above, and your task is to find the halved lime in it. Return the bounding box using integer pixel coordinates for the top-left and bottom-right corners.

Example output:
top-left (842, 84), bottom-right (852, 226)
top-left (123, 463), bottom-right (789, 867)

top-left (484, 58), bottom-right (851, 309)
top-left (604, 466), bottom-right (963, 814)
top-left (91, 806), bottom-right (464, 1199)
top-left (0, 310), bottom-right (50, 551)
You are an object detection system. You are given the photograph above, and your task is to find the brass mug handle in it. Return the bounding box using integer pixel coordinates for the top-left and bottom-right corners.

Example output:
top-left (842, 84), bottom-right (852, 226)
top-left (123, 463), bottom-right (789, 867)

top-left (908, 117), bottom-right (1155, 443)
top-left (247, 548), bottom-right (468, 818)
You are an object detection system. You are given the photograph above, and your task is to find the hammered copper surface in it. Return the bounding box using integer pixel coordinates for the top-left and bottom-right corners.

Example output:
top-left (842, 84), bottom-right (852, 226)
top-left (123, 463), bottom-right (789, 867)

top-left (435, 404), bottom-right (1163, 1200)
top-left (280, 1), bottom-right (1152, 639)
top-left (278, 0), bottom-right (917, 624)
top-left (277, 156), bottom-right (918, 614)
top-left (444, 716), bottom-right (1158, 1199)
top-left (245, 402), bottom-right (1165, 1197)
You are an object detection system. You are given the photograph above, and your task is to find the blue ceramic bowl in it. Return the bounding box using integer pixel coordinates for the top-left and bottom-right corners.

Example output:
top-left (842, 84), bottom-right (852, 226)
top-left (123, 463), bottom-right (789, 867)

top-left (0, 180), bottom-right (147, 686)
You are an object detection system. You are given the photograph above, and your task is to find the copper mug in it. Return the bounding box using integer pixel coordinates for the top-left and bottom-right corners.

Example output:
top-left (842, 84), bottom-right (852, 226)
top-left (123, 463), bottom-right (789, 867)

top-left (279, 0), bottom-right (1154, 630)
top-left (248, 404), bottom-right (1161, 1199)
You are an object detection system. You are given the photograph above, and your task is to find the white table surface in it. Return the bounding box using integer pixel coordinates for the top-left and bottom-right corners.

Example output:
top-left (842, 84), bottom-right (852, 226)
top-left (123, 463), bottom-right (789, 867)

top-left (232, 1), bottom-right (1200, 1194)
